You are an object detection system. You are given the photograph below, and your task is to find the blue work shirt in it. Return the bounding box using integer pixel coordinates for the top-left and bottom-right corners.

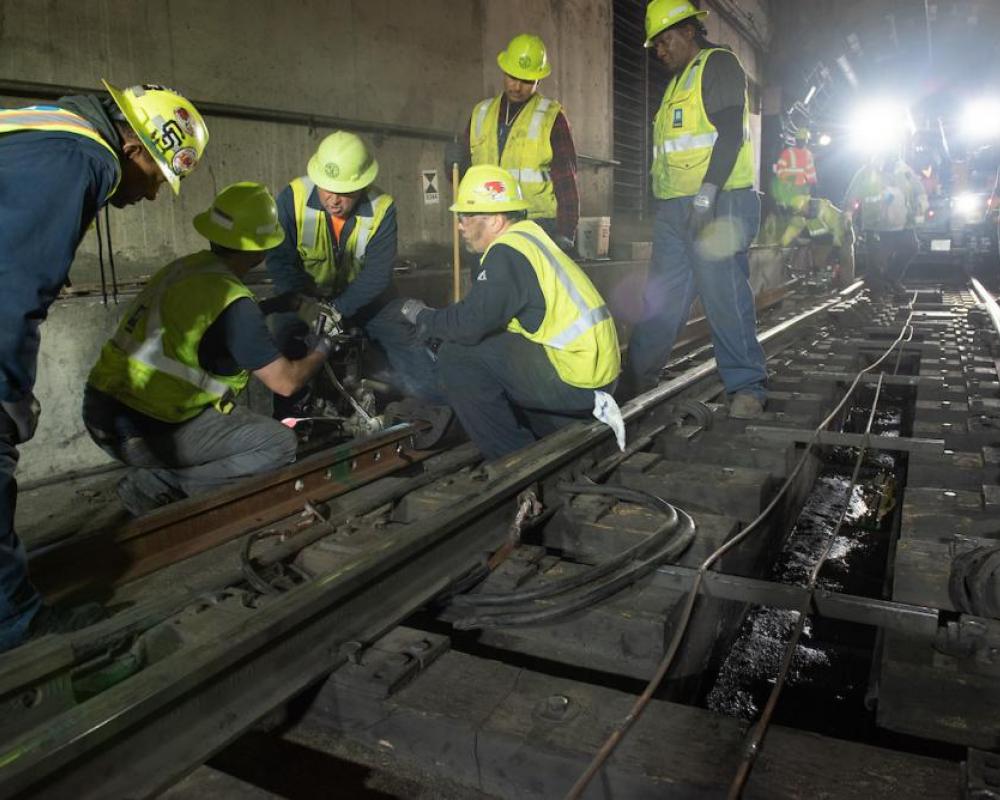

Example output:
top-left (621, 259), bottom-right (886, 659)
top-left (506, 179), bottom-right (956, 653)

top-left (266, 183), bottom-right (398, 320)
top-left (0, 126), bottom-right (119, 401)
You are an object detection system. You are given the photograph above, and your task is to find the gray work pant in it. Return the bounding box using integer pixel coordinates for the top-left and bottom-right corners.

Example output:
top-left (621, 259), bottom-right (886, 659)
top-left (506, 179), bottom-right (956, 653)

top-left (83, 389), bottom-right (298, 514)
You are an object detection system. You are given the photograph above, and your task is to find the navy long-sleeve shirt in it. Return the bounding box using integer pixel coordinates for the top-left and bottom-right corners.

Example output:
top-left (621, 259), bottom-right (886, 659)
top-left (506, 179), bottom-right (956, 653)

top-left (266, 184), bottom-right (398, 320)
top-left (0, 125), bottom-right (119, 401)
top-left (417, 244), bottom-right (545, 345)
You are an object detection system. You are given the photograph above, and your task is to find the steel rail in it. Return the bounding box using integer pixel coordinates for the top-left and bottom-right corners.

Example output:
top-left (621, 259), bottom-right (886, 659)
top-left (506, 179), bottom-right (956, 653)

top-left (0, 287), bottom-right (861, 799)
top-left (26, 424), bottom-right (426, 601)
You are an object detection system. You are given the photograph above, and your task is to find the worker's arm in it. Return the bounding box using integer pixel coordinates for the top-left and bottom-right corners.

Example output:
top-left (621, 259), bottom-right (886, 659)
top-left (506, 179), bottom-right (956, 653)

top-left (701, 50), bottom-right (748, 190)
top-left (0, 133), bottom-right (118, 402)
top-left (201, 298), bottom-right (327, 399)
top-left (331, 201), bottom-right (398, 319)
top-left (550, 112), bottom-right (580, 240)
top-left (265, 186), bottom-right (319, 296)
top-left (417, 244), bottom-right (545, 345)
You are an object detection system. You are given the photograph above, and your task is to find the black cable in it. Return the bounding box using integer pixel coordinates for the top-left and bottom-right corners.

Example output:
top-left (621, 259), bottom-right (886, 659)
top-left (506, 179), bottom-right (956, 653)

top-left (94, 208), bottom-right (108, 305)
top-left (105, 204), bottom-right (118, 304)
top-left (451, 484), bottom-right (680, 608)
top-left (455, 509), bottom-right (696, 629)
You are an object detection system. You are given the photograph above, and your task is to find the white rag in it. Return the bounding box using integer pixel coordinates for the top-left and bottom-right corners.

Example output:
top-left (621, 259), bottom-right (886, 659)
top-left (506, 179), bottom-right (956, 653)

top-left (593, 390), bottom-right (626, 452)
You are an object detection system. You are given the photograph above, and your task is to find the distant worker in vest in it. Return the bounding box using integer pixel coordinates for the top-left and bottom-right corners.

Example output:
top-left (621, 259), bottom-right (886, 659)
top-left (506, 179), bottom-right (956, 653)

top-left (843, 153), bottom-right (928, 297)
top-left (622, 0), bottom-right (767, 419)
top-left (265, 131), bottom-right (438, 411)
top-left (398, 166), bottom-right (620, 461)
top-left (456, 34), bottom-right (580, 251)
top-left (84, 183), bottom-right (333, 516)
top-left (774, 127), bottom-right (817, 196)
top-left (0, 80), bottom-right (208, 652)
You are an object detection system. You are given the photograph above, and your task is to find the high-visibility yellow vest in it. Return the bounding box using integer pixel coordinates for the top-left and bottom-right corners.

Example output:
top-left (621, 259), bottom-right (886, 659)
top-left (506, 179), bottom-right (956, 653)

top-left (88, 251), bottom-right (255, 422)
top-left (487, 220), bottom-right (620, 388)
top-left (289, 177), bottom-right (394, 294)
top-left (469, 93), bottom-right (561, 219)
top-left (0, 105), bottom-right (121, 200)
top-left (652, 48), bottom-right (755, 199)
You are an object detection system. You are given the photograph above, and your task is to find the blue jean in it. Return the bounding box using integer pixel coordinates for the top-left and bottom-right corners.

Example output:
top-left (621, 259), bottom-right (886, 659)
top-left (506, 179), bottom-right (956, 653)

top-left (438, 332), bottom-right (615, 461)
top-left (0, 408), bottom-right (42, 653)
top-left (625, 189), bottom-right (767, 398)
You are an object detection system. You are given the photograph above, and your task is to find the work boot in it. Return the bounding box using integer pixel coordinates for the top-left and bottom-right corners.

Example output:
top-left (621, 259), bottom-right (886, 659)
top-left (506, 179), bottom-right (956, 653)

top-left (116, 470), bottom-right (183, 517)
top-left (729, 392), bottom-right (766, 419)
top-left (28, 602), bottom-right (107, 639)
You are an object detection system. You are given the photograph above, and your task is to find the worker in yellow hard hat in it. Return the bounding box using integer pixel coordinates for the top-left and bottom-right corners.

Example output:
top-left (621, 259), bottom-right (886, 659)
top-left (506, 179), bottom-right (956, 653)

top-left (450, 34), bottom-right (580, 251)
top-left (398, 166), bottom-right (620, 460)
top-left (84, 183), bottom-right (332, 517)
top-left (0, 79), bottom-right (208, 652)
top-left (265, 130), bottom-right (441, 415)
top-left (622, 0), bottom-right (767, 420)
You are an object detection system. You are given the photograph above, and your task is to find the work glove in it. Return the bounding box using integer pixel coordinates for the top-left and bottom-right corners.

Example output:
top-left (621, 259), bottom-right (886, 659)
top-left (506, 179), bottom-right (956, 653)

top-left (304, 333), bottom-right (334, 359)
top-left (1, 392), bottom-right (41, 444)
top-left (688, 182), bottom-right (719, 240)
top-left (400, 298), bottom-right (430, 326)
top-left (554, 234), bottom-right (577, 256)
top-left (444, 140), bottom-right (466, 173)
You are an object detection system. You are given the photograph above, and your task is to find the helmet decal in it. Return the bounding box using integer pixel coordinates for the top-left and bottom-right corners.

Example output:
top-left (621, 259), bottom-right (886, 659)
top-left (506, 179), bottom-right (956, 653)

top-left (172, 147), bottom-right (198, 175)
top-left (324, 163), bottom-right (341, 179)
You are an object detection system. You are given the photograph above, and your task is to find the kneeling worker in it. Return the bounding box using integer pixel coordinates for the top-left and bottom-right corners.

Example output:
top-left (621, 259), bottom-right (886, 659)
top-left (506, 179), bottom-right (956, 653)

top-left (400, 166), bottom-right (620, 461)
top-left (84, 183), bottom-right (333, 515)
top-left (266, 131), bottom-right (438, 404)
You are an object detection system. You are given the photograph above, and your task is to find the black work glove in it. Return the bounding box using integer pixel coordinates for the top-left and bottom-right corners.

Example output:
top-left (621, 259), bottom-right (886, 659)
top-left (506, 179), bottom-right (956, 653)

top-left (554, 234), bottom-right (577, 256)
top-left (444, 140), bottom-right (466, 177)
top-left (688, 182), bottom-right (719, 240)
top-left (1, 392), bottom-right (41, 444)
top-left (400, 298), bottom-right (430, 325)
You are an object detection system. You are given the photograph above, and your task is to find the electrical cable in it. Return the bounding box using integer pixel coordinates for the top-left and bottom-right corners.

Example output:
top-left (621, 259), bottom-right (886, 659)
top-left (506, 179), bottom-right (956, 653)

top-left (564, 292), bottom-right (918, 800)
top-left (449, 484), bottom-right (695, 630)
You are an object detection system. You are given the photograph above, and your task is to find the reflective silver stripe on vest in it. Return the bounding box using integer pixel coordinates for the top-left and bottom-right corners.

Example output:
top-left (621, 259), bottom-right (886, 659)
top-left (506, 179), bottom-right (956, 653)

top-left (353, 213), bottom-right (375, 260)
top-left (509, 230), bottom-right (612, 350)
top-left (527, 98), bottom-right (552, 139)
top-left (112, 262), bottom-right (234, 398)
top-left (684, 59), bottom-right (702, 91)
top-left (508, 167), bottom-right (550, 184)
top-left (658, 131), bottom-right (719, 155)
top-left (297, 177), bottom-right (324, 251)
top-left (473, 101), bottom-right (491, 139)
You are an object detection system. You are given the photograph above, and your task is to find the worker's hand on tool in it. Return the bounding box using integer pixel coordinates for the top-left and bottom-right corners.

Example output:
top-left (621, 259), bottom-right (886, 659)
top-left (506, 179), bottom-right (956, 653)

top-left (688, 182), bottom-right (718, 239)
top-left (400, 298), bottom-right (430, 326)
top-left (1, 392), bottom-right (41, 444)
top-left (444, 140), bottom-right (465, 174)
top-left (554, 234), bottom-right (577, 256)
top-left (304, 333), bottom-right (334, 359)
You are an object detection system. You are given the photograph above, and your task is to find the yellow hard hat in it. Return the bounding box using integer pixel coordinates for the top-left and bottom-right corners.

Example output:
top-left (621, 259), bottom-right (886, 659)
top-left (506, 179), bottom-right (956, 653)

top-left (192, 182), bottom-right (285, 251)
top-left (497, 34), bottom-right (551, 81)
top-left (102, 79), bottom-right (208, 195)
top-left (450, 165), bottom-right (530, 213)
top-left (795, 127), bottom-right (811, 143)
top-left (644, 0), bottom-right (709, 47)
top-left (307, 131), bottom-right (378, 193)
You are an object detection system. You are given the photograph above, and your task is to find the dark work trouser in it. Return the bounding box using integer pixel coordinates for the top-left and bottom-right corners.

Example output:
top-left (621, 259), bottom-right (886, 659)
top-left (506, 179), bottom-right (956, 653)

top-left (0, 408), bottom-right (42, 653)
top-left (437, 332), bottom-right (615, 461)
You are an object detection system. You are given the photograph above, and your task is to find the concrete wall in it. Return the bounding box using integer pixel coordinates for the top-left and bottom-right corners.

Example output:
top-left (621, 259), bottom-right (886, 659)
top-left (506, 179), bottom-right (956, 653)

top-left (0, 0), bottom-right (614, 285)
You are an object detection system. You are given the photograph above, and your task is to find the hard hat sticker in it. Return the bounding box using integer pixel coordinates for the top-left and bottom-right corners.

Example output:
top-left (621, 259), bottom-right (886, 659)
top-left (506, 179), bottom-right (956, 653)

top-left (519, 55), bottom-right (532, 68)
top-left (324, 163), bottom-right (341, 179)
top-left (157, 119), bottom-right (185, 152)
top-left (172, 147), bottom-right (197, 175)
top-left (481, 180), bottom-right (509, 201)
top-left (174, 107), bottom-right (196, 136)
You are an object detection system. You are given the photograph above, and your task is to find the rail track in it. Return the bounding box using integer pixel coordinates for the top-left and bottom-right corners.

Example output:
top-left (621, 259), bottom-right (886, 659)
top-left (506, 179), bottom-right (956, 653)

top-left (2, 277), bottom-right (1000, 799)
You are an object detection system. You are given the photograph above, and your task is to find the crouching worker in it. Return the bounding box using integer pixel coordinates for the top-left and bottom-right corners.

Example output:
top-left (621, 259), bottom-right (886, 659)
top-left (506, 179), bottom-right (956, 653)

top-left (399, 166), bottom-right (620, 461)
top-left (83, 183), bottom-right (334, 516)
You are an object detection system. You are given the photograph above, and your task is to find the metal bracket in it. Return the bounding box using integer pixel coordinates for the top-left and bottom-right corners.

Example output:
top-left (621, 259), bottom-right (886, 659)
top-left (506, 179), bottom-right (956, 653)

top-left (330, 626), bottom-right (450, 698)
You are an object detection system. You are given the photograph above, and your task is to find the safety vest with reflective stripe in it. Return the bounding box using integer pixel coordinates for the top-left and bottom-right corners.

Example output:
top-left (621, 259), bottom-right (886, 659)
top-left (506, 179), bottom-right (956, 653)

top-left (289, 177), bottom-right (394, 294)
top-left (88, 251), bottom-right (254, 422)
top-left (488, 220), bottom-right (620, 388)
top-left (0, 105), bottom-right (121, 200)
top-left (775, 146), bottom-right (816, 187)
top-left (652, 48), bottom-right (755, 199)
top-left (469, 93), bottom-right (561, 219)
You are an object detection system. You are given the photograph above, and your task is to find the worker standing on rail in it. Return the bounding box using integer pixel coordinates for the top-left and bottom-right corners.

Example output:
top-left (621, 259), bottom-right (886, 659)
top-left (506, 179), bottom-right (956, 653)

top-left (0, 80), bottom-right (208, 653)
top-left (621, 0), bottom-right (768, 418)
top-left (265, 131), bottom-right (439, 416)
top-left (450, 34), bottom-right (580, 252)
top-left (398, 166), bottom-right (620, 460)
top-left (843, 152), bottom-right (928, 297)
top-left (83, 183), bottom-right (333, 517)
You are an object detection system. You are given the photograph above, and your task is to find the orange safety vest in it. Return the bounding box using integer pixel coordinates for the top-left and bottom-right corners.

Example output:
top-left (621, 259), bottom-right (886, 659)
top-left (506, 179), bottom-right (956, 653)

top-left (774, 146), bottom-right (817, 187)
